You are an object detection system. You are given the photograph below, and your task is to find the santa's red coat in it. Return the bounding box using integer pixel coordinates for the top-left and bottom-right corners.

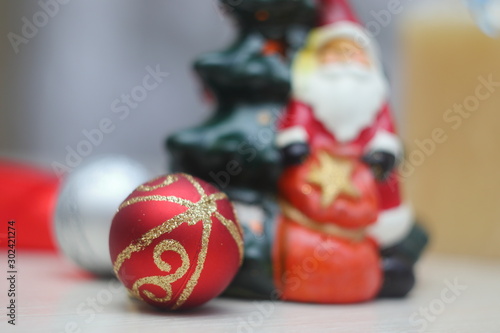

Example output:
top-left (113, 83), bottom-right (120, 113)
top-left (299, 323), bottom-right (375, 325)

top-left (278, 99), bottom-right (401, 211)
top-left (272, 99), bottom-right (407, 303)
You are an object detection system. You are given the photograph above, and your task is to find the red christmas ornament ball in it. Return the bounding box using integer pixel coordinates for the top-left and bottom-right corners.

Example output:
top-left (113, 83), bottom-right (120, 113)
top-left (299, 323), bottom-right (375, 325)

top-left (109, 173), bottom-right (244, 310)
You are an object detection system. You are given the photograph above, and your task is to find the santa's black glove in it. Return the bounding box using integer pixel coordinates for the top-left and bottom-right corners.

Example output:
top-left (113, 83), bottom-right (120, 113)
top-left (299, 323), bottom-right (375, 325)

top-left (362, 151), bottom-right (397, 181)
top-left (281, 143), bottom-right (310, 167)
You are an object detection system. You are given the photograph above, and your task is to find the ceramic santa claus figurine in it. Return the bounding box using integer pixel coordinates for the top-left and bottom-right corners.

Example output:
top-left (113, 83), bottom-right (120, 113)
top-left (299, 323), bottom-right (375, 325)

top-left (274, 0), bottom-right (428, 301)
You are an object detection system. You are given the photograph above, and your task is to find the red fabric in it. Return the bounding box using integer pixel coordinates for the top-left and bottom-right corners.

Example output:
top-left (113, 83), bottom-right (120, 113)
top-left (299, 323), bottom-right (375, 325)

top-left (0, 161), bottom-right (60, 251)
top-left (279, 99), bottom-right (401, 210)
top-left (317, 0), bottom-right (359, 26)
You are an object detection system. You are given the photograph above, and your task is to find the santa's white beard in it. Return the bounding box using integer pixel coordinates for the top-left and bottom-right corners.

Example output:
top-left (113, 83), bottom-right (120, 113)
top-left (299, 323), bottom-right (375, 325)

top-left (296, 63), bottom-right (389, 142)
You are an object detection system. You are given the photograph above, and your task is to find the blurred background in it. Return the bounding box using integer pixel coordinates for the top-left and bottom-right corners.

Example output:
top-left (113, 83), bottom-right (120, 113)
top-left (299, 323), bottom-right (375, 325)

top-left (1, 0), bottom-right (499, 258)
top-left (0, 0), bottom-right (400, 168)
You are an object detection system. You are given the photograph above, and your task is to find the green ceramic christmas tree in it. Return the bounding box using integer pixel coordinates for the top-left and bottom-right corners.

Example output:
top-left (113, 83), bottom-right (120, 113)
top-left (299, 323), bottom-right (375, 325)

top-left (167, 0), bottom-right (317, 196)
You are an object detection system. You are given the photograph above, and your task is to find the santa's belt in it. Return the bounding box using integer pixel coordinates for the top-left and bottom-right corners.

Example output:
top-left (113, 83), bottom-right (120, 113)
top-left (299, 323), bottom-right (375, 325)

top-left (279, 200), bottom-right (367, 242)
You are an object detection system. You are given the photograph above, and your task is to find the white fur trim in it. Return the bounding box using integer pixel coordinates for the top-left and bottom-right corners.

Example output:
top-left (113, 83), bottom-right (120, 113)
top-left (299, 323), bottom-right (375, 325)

top-left (366, 130), bottom-right (403, 160)
top-left (276, 126), bottom-right (308, 148)
top-left (368, 204), bottom-right (414, 247)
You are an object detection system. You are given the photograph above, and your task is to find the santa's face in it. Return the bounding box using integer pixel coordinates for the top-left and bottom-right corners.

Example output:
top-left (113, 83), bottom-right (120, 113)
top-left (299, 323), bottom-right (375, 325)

top-left (317, 38), bottom-right (371, 68)
top-left (296, 39), bottom-right (388, 143)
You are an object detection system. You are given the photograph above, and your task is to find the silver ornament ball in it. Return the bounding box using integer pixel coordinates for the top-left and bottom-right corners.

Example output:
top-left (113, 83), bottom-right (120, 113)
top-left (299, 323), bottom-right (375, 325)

top-left (55, 155), bottom-right (152, 276)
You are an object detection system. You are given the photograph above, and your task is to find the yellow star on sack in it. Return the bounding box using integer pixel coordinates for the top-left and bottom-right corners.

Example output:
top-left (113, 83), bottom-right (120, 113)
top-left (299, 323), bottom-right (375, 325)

top-left (307, 151), bottom-right (360, 208)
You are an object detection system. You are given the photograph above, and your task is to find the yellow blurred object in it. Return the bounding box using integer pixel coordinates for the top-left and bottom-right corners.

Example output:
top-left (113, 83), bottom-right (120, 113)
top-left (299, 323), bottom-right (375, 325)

top-left (400, 0), bottom-right (500, 258)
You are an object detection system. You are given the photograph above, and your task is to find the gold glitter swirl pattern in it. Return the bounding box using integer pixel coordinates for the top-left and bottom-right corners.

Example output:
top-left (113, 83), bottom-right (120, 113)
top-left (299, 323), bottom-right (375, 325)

top-left (172, 219), bottom-right (212, 309)
top-left (131, 239), bottom-right (190, 303)
top-left (112, 174), bottom-right (241, 308)
top-left (152, 239), bottom-right (189, 274)
top-left (135, 174), bottom-right (178, 192)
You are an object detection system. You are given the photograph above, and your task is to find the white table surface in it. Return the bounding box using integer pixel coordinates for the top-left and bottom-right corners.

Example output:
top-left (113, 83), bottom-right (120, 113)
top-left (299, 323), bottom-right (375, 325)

top-left (1, 252), bottom-right (499, 333)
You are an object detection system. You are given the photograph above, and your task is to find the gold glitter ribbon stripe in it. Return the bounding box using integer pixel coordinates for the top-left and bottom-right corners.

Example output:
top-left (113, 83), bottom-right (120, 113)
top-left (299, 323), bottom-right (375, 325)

top-left (113, 192), bottom-right (227, 275)
top-left (214, 212), bottom-right (244, 262)
top-left (119, 195), bottom-right (196, 210)
top-left (280, 200), bottom-right (366, 242)
top-left (172, 219), bottom-right (212, 309)
top-left (113, 208), bottom-right (197, 275)
top-left (206, 192), bottom-right (227, 202)
top-left (113, 193), bottom-right (225, 275)
top-left (136, 174), bottom-right (179, 192)
top-left (183, 173), bottom-right (206, 197)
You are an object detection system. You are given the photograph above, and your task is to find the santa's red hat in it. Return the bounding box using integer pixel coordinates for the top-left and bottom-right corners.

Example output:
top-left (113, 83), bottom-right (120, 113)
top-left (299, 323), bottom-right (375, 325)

top-left (312, 0), bottom-right (380, 66)
top-left (317, 0), bottom-right (359, 26)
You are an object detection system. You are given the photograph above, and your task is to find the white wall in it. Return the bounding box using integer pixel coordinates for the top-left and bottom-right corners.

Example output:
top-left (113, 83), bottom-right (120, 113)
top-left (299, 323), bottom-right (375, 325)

top-left (0, 0), bottom-right (402, 172)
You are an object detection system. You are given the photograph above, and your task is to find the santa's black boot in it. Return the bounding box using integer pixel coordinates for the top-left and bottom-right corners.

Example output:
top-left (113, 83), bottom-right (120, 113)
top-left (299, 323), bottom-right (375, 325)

top-left (378, 222), bottom-right (429, 298)
top-left (378, 253), bottom-right (415, 298)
